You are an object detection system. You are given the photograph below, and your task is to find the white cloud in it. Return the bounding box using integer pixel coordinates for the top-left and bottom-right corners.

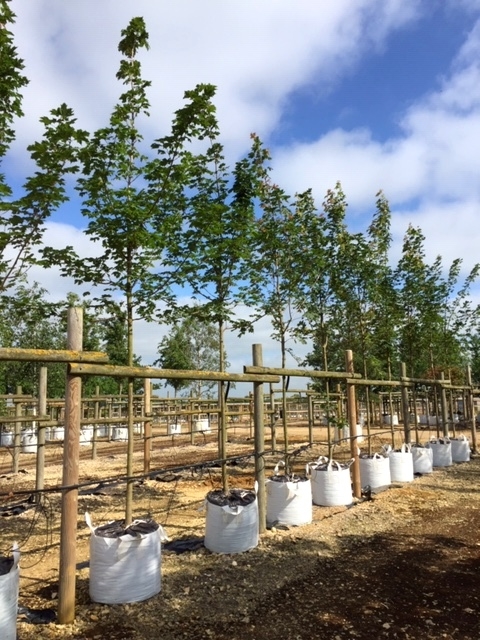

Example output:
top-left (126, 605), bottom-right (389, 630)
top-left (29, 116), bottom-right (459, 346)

top-left (391, 199), bottom-right (480, 269)
top-left (7, 0), bottom-right (421, 160)
top-left (269, 14), bottom-right (480, 277)
top-left (6, 0), bottom-right (480, 388)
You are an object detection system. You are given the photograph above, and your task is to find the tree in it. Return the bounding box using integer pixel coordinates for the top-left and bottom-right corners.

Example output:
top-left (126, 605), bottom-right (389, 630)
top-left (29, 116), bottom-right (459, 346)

top-left (394, 225), bottom-right (446, 377)
top-left (166, 132), bottom-right (269, 488)
top-left (0, 3), bottom-right (86, 292)
top-left (245, 180), bottom-right (311, 457)
top-left (435, 259), bottom-right (480, 376)
top-left (298, 182), bottom-right (345, 374)
top-left (0, 282), bottom-right (65, 396)
top-left (155, 314), bottom-right (224, 398)
top-left (57, 295), bottom-right (137, 397)
top-left (41, 17), bottom-right (222, 521)
top-left (365, 192), bottom-right (398, 380)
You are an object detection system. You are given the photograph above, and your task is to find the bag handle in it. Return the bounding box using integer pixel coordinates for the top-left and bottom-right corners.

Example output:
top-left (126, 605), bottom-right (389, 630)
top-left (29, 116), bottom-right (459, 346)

top-left (12, 542), bottom-right (20, 570)
top-left (327, 459), bottom-right (342, 471)
top-left (273, 460), bottom-right (285, 476)
top-left (222, 504), bottom-right (244, 516)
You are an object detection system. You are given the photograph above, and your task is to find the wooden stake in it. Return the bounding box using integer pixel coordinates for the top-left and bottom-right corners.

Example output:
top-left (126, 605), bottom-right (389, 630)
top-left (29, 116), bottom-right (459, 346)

top-left (345, 350), bottom-right (361, 499)
top-left (219, 380), bottom-right (228, 491)
top-left (35, 366), bottom-right (47, 497)
top-left (92, 386), bottom-right (99, 460)
top-left (467, 366), bottom-right (477, 453)
top-left (125, 378), bottom-right (134, 525)
top-left (253, 344), bottom-right (266, 534)
top-left (58, 308), bottom-right (83, 625)
top-left (144, 378), bottom-right (152, 474)
top-left (13, 386), bottom-right (22, 474)
top-left (400, 363), bottom-right (411, 444)
top-left (440, 372), bottom-right (449, 437)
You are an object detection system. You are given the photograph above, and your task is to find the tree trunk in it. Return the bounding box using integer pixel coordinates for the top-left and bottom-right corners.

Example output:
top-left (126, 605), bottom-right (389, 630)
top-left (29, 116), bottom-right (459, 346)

top-left (218, 319), bottom-right (228, 491)
top-left (125, 285), bottom-right (134, 524)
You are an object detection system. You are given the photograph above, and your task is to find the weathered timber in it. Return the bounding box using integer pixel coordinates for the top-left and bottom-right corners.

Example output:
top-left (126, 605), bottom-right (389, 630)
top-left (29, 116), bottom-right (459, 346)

top-left (58, 308), bottom-right (83, 624)
top-left (244, 365), bottom-right (362, 379)
top-left (345, 351), bottom-right (361, 499)
top-left (467, 366), bottom-right (478, 453)
top-left (253, 344), bottom-right (266, 534)
top-left (447, 385), bottom-right (475, 390)
top-left (400, 375), bottom-right (451, 385)
top-left (144, 379), bottom-right (152, 474)
top-left (36, 367), bottom-right (47, 496)
top-left (69, 363), bottom-right (280, 383)
top-left (0, 347), bottom-right (108, 363)
top-left (347, 378), bottom-right (411, 387)
top-left (400, 363), bottom-right (411, 444)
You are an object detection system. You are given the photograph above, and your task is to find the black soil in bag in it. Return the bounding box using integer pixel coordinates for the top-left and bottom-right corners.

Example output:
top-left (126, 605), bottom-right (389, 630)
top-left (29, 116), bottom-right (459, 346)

top-left (206, 488), bottom-right (256, 507)
top-left (269, 474), bottom-right (308, 483)
top-left (0, 556), bottom-right (14, 576)
top-left (93, 519), bottom-right (159, 538)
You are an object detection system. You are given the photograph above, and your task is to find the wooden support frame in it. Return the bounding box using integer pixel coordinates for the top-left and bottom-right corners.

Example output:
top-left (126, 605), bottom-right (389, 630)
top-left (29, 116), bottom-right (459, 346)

top-left (244, 365), bottom-right (362, 379)
top-left (70, 363), bottom-right (280, 383)
top-left (0, 348), bottom-right (108, 363)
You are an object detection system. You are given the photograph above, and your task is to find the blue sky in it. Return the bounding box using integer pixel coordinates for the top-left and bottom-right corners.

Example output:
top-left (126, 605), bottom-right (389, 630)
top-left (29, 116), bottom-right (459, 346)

top-left (6, 0), bottom-right (480, 382)
top-left (278, 5), bottom-right (469, 144)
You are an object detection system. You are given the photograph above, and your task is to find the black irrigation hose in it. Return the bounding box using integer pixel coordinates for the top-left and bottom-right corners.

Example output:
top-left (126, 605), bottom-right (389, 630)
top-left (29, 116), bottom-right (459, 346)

top-left (0, 451), bottom-right (257, 499)
top-left (0, 427), bottom-right (415, 500)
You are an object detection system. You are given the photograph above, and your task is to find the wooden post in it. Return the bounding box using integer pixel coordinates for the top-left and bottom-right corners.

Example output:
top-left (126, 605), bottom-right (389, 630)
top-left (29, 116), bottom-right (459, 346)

top-left (326, 381), bottom-right (332, 458)
top-left (400, 363), bottom-right (411, 444)
top-left (190, 393), bottom-right (195, 445)
top-left (35, 367), bottom-right (47, 497)
top-left (144, 378), bottom-right (152, 474)
top-left (467, 366), bottom-right (477, 453)
top-left (388, 390), bottom-right (395, 448)
top-left (307, 393), bottom-right (313, 446)
top-left (345, 350), bottom-right (361, 499)
top-left (219, 380), bottom-right (228, 491)
top-left (366, 387), bottom-right (373, 456)
top-left (412, 383), bottom-right (420, 443)
top-left (336, 383), bottom-right (342, 444)
top-left (92, 385), bottom-right (99, 460)
top-left (58, 307), bottom-right (83, 625)
top-left (253, 344), bottom-right (266, 534)
top-left (125, 377), bottom-right (134, 525)
top-left (107, 400), bottom-right (112, 440)
top-left (269, 384), bottom-right (276, 452)
top-left (440, 372), bottom-right (449, 437)
top-left (13, 386), bottom-right (22, 474)
top-left (449, 388), bottom-right (456, 438)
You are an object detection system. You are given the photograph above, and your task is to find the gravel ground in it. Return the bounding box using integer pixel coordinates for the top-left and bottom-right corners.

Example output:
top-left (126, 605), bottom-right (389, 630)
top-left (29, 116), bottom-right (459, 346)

top-left (2, 433), bottom-right (479, 640)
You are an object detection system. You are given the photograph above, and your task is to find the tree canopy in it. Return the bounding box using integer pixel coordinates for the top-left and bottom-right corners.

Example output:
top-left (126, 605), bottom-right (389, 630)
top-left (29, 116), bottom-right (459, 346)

top-left (1, 10), bottom-right (480, 395)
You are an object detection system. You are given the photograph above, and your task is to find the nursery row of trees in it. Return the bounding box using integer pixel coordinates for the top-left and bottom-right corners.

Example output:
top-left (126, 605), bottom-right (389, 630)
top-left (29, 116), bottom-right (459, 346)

top-left (1, 6), bottom-right (480, 396)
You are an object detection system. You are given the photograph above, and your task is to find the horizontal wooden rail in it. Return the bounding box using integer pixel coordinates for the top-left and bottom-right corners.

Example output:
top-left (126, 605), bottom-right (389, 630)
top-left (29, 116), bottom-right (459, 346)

top-left (400, 376), bottom-right (451, 385)
top-left (243, 366), bottom-right (362, 379)
top-left (0, 348), bottom-right (109, 363)
top-left (69, 363), bottom-right (280, 383)
top-left (347, 379), bottom-right (410, 387)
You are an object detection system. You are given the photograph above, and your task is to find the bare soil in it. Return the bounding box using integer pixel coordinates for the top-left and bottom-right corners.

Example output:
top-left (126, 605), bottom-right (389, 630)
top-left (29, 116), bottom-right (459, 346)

top-left (1, 425), bottom-right (480, 640)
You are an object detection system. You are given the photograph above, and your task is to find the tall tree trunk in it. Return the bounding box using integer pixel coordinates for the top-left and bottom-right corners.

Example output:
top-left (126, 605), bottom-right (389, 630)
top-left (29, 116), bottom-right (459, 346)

top-left (281, 329), bottom-right (289, 469)
top-left (218, 319), bottom-right (228, 491)
top-left (125, 282), bottom-right (134, 524)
